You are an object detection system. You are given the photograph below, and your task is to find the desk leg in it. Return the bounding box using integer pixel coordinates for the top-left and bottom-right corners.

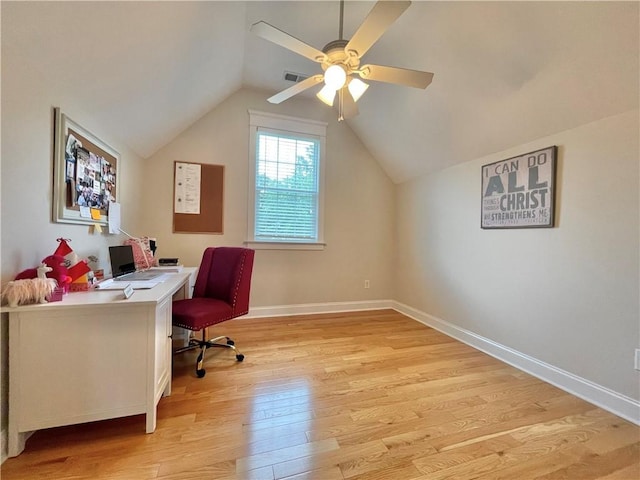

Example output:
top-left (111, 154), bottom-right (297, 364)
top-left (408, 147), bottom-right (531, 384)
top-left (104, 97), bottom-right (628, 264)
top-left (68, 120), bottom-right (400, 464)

top-left (7, 426), bottom-right (29, 458)
top-left (8, 388), bottom-right (32, 457)
top-left (163, 379), bottom-right (171, 397)
top-left (8, 314), bottom-right (29, 457)
top-left (145, 408), bottom-right (157, 434)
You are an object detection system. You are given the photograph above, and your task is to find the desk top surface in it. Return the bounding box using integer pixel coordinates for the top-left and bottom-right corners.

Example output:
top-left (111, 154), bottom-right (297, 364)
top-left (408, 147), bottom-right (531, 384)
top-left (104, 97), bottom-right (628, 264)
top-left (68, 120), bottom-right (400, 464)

top-left (1, 268), bottom-right (197, 313)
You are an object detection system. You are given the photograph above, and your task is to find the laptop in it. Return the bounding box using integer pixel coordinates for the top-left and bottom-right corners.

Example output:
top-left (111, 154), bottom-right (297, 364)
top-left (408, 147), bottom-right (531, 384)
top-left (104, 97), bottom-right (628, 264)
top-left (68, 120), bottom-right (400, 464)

top-left (108, 245), bottom-right (163, 282)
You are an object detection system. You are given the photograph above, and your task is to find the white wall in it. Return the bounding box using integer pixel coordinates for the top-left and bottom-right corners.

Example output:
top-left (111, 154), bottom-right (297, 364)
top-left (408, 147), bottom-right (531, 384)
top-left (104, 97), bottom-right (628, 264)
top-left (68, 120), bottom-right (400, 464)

top-left (396, 110), bottom-right (639, 402)
top-left (140, 88), bottom-right (396, 307)
top-left (1, 35), bottom-right (146, 280)
top-left (0, 26), bottom-right (146, 458)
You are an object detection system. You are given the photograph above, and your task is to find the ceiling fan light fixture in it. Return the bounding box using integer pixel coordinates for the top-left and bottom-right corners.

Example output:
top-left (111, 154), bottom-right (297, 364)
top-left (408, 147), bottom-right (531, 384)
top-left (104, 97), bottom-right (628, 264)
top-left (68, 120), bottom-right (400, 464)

top-left (316, 84), bottom-right (337, 106)
top-left (324, 64), bottom-right (347, 90)
top-left (348, 78), bottom-right (369, 102)
top-left (252, 0), bottom-right (433, 121)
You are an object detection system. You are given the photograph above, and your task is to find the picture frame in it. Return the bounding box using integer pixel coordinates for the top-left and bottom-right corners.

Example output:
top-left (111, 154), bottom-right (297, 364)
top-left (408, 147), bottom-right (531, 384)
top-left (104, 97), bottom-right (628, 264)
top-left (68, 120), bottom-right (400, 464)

top-left (481, 146), bottom-right (557, 229)
top-left (52, 107), bottom-right (120, 226)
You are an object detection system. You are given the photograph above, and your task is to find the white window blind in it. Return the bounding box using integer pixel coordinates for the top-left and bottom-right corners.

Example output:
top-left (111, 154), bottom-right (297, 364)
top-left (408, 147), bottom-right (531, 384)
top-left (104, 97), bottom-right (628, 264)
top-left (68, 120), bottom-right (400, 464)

top-left (247, 111), bottom-right (327, 250)
top-left (255, 131), bottom-right (319, 242)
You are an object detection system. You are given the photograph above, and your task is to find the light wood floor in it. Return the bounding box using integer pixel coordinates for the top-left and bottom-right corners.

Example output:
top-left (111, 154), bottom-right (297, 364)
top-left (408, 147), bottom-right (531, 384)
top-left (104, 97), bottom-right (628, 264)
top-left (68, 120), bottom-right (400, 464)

top-left (2, 310), bottom-right (638, 479)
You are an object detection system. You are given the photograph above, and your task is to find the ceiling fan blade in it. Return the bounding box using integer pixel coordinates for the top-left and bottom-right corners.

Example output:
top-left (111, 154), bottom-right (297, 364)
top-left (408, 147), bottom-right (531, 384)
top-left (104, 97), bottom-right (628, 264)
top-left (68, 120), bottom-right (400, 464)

top-left (358, 64), bottom-right (434, 89)
top-left (339, 88), bottom-right (359, 120)
top-left (250, 21), bottom-right (327, 63)
top-left (267, 75), bottom-right (324, 104)
top-left (344, 1), bottom-right (411, 58)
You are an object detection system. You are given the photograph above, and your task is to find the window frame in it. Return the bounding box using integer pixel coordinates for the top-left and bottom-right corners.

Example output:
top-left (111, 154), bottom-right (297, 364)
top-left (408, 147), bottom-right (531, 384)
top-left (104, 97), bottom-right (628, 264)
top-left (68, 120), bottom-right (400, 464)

top-left (247, 110), bottom-right (327, 250)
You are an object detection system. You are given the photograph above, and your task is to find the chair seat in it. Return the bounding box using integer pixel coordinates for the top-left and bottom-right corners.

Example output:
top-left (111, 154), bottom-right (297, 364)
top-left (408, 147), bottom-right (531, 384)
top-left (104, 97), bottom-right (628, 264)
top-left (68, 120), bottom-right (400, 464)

top-left (173, 297), bottom-right (234, 331)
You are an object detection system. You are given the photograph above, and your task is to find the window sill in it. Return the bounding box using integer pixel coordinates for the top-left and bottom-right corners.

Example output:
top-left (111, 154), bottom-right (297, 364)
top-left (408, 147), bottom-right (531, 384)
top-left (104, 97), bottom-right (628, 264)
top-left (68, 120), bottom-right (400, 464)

top-left (244, 241), bottom-right (326, 251)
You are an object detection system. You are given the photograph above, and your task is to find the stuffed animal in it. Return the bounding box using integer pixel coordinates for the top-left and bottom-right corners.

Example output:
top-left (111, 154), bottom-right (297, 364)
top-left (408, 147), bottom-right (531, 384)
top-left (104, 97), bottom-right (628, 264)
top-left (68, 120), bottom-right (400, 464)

top-left (37, 263), bottom-right (53, 279)
top-left (42, 255), bottom-right (72, 290)
top-left (15, 255), bottom-right (72, 292)
top-left (1, 278), bottom-right (57, 307)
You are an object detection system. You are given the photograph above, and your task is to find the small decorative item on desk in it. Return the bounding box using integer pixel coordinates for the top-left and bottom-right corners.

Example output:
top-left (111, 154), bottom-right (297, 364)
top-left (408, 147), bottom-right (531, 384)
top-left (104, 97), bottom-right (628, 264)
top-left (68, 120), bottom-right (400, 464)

top-left (14, 254), bottom-right (71, 294)
top-left (93, 269), bottom-right (104, 282)
top-left (124, 237), bottom-right (155, 270)
top-left (47, 238), bottom-right (90, 292)
top-left (69, 278), bottom-right (91, 292)
top-left (37, 263), bottom-right (52, 279)
top-left (1, 278), bottom-right (57, 308)
top-left (47, 287), bottom-right (64, 303)
top-left (10, 238), bottom-right (99, 301)
top-left (57, 240), bottom-right (92, 292)
top-left (86, 255), bottom-right (102, 284)
top-left (35, 263), bottom-right (61, 302)
top-left (44, 255), bottom-right (72, 293)
top-left (67, 256), bottom-right (92, 292)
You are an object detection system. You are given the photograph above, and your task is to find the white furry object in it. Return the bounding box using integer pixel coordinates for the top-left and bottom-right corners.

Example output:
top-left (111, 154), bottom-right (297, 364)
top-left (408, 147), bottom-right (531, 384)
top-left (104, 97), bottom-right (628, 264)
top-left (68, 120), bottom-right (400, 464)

top-left (1, 278), bottom-right (57, 308)
top-left (37, 263), bottom-right (53, 279)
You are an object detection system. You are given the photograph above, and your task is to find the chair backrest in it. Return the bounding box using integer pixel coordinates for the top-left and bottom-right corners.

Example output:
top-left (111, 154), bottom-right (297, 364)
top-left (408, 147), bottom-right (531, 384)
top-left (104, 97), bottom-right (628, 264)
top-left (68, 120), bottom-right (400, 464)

top-left (193, 247), bottom-right (255, 315)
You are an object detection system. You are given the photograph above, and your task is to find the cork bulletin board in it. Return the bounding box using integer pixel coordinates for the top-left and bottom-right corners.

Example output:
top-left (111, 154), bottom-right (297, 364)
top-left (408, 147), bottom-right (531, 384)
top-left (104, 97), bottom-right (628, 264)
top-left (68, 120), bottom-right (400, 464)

top-left (173, 161), bottom-right (224, 234)
top-left (53, 107), bottom-right (120, 226)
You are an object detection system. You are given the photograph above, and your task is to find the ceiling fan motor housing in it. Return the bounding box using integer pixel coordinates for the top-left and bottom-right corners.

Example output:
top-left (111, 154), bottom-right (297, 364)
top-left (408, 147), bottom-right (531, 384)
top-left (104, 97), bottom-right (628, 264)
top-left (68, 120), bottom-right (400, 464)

top-left (251, 1), bottom-right (433, 114)
top-left (321, 39), bottom-right (360, 73)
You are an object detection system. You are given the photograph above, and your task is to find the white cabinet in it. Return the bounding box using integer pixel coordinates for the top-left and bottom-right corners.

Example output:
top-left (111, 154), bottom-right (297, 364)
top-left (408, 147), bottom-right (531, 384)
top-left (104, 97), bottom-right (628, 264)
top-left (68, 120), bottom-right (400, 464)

top-left (153, 297), bottom-right (173, 407)
top-left (5, 270), bottom-right (195, 457)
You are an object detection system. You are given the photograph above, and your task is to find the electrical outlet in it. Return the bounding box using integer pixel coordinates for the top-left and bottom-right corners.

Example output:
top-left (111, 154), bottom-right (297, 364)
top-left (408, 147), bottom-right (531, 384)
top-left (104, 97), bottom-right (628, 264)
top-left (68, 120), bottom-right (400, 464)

top-left (635, 349), bottom-right (640, 371)
top-left (364, 279), bottom-right (370, 289)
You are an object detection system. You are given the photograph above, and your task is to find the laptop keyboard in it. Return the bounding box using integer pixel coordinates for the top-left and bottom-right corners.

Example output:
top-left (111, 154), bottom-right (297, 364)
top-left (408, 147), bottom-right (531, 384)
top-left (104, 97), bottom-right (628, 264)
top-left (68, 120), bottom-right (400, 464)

top-left (114, 271), bottom-right (162, 282)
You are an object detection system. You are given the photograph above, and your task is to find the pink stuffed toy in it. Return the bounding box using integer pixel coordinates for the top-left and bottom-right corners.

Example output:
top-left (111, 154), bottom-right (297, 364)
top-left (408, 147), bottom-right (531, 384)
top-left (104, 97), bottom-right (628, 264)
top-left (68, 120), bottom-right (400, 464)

top-left (15, 255), bottom-right (72, 292)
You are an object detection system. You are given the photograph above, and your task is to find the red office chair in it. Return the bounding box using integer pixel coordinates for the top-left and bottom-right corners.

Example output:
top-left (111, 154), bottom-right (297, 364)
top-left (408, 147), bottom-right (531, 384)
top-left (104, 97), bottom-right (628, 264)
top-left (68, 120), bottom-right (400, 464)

top-left (172, 247), bottom-right (255, 378)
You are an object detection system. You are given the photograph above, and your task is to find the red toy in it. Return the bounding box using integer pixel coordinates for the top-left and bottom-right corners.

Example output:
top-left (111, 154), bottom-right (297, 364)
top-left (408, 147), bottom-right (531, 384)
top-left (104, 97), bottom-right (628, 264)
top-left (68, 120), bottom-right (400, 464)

top-left (15, 254), bottom-right (72, 292)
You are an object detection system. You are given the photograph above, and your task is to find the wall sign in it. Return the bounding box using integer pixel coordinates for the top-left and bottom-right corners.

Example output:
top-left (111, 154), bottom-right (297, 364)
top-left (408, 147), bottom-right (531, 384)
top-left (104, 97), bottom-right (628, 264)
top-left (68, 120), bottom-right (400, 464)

top-left (481, 146), bottom-right (557, 229)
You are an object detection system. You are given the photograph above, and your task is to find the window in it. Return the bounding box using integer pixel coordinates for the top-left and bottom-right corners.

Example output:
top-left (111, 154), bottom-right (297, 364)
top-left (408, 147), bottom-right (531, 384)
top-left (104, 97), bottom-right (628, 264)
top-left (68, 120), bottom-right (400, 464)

top-left (248, 111), bottom-right (327, 250)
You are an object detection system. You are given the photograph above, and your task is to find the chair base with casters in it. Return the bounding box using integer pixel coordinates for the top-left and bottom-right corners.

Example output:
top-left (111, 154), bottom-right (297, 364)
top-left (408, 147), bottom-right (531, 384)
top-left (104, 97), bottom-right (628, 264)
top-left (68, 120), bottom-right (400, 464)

top-left (173, 330), bottom-right (245, 378)
top-left (172, 247), bottom-right (255, 378)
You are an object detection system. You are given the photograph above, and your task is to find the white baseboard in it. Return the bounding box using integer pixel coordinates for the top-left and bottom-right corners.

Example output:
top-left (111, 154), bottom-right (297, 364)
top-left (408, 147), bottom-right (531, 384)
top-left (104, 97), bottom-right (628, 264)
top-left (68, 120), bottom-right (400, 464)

top-left (244, 299), bottom-right (639, 425)
top-left (0, 300), bottom-right (640, 464)
top-left (3, 300), bottom-right (633, 466)
top-left (392, 301), bottom-right (640, 426)
top-left (246, 300), bottom-right (395, 319)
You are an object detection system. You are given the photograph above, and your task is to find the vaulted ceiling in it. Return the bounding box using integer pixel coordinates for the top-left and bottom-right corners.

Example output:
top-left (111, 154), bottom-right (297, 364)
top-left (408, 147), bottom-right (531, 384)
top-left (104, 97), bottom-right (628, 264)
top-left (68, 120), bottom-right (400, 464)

top-left (3, 1), bottom-right (638, 183)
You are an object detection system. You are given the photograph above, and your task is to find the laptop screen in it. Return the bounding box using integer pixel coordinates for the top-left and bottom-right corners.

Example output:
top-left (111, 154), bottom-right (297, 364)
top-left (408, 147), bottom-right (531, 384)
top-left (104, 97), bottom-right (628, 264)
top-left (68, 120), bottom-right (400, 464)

top-left (109, 245), bottom-right (137, 277)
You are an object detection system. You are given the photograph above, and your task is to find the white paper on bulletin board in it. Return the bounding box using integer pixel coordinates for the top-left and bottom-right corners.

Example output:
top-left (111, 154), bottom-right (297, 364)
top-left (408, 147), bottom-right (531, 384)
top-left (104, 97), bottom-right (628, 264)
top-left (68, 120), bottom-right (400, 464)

top-left (174, 162), bottom-right (201, 214)
top-left (108, 201), bottom-right (121, 234)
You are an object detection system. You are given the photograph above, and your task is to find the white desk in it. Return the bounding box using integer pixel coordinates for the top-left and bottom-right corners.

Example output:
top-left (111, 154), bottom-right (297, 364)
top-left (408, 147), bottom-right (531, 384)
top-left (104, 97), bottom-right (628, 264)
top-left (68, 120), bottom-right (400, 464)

top-left (4, 269), bottom-right (196, 457)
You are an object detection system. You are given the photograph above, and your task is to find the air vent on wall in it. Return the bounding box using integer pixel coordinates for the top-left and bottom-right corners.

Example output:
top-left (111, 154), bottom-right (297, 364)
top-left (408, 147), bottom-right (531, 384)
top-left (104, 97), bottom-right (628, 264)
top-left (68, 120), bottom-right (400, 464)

top-left (283, 71), bottom-right (309, 83)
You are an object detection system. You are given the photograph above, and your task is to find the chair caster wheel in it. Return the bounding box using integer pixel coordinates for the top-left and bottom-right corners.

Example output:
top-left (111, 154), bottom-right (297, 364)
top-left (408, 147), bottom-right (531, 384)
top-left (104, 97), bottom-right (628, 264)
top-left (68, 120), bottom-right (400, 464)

top-left (196, 352), bottom-right (206, 378)
top-left (226, 339), bottom-right (235, 346)
top-left (236, 354), bottom-right (244, 362)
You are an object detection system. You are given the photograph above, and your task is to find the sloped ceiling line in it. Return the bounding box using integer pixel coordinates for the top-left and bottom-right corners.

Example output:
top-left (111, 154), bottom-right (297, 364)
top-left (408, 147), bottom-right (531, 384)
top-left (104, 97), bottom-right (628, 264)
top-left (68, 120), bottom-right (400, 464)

top-left (3, 1), bottom-right (637, 183)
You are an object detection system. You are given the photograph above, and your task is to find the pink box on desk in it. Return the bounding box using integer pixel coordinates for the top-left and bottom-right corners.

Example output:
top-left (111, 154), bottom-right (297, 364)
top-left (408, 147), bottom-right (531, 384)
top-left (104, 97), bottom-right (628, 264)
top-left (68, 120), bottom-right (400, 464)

top-left (47, 287), bottom-right (64, 302)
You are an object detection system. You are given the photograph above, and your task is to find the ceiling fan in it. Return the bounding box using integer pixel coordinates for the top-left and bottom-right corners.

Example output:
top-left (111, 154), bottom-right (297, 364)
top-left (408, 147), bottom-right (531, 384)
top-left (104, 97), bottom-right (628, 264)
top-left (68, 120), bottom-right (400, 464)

top-left (250, 0), bottom-right (434, 121)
